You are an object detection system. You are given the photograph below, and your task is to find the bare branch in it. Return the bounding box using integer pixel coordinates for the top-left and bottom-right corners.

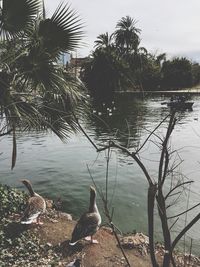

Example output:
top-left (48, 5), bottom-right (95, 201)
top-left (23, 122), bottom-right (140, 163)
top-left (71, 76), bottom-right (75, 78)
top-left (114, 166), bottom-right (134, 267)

top-left (0, 128), bottom-right (13, 137)
top-left (73, 114), bottom-right (98, 150)
top-left (172, 212), bottom-right (200, 251)
top-left (168, 203), bottom-right (200, 220)
top-left (158, 112), bottom-right (176, 185)
top-left (98, 141), bottom-right (154, 186)
top-left (165, 181), bottom-right (194, 200)
top-left (136, 114), bottom-right (170, 154)
top-left (87, 155), bottom-right (131, 267)
top-left (169, 218), bottom-right (179, 230)
top-left (148, 184), bottom-right (159, 267)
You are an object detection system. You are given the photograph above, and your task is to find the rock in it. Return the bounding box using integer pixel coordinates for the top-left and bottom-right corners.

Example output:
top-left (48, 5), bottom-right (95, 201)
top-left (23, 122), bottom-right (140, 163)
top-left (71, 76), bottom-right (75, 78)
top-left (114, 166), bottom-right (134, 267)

top-left (59, 212), bottom-right (72, 221)
top-left (120, 232), bottom-right (149, 249)
top-left (45, 199), bottom-right (54, 209)
top-left (49, 218), bottom-right (59, 223)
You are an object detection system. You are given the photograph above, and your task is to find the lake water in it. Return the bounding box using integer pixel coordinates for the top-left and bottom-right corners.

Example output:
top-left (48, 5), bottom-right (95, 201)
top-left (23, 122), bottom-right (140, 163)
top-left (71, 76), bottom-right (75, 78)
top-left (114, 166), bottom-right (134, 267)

top-left (1, 94), bottom-right (200, 254)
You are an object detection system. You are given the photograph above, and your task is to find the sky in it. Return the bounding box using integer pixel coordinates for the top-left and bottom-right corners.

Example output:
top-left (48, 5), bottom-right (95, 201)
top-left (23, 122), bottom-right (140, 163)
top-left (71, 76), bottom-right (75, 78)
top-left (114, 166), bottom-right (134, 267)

top-left (44, 0), bottom-right (200, 62)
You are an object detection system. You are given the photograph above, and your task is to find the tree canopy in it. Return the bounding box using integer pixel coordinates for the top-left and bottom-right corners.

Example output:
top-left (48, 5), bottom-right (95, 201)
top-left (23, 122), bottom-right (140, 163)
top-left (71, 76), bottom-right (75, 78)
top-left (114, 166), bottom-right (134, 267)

top-left (0, 0), bottom-right (87, 168)
top-left (81, 15), bottom-right (200, 97)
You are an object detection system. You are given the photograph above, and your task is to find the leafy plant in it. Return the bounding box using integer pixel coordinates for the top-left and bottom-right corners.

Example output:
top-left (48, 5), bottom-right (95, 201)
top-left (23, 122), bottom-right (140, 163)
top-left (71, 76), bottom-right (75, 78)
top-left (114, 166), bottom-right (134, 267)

top-left (0, 184), bottom-right (27, 218)
top-left (0, 0), bottom-right (87, 169)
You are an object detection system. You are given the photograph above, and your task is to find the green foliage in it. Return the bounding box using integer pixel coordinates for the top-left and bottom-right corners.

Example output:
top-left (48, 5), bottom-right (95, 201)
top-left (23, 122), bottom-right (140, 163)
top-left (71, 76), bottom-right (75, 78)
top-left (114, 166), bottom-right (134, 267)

top-left (81, 16), bottom-right (141, 97)
top-left (81, 47), bottom-right (133, 100)
top-left (191, 63), bottom-right (200, 86)
top-left (161, 57), bottom-right (193, 89)
top-left (0, 184), bottom-right (64, 266)
top-left (138, 62), bottom-right (162, 91)
top-left (0, 0), bottom-right (41, 38)
top-left (81, 15), bottom-right (200, 96)
top-left (94, 32), bottom-right (113, 49)
top-left (114, 16), bottom-right (141, 54)
top-left (0, 184), bottom-right (27, 218)
top-left (0, 0), bottom-right (87, 168)
top-left (37, 4), bottom-right (83, 58)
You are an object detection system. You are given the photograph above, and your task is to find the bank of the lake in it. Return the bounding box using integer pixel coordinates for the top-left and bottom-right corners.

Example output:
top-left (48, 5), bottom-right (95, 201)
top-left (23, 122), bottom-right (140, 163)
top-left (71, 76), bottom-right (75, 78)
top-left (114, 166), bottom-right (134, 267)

top-left (1, 94), bottom-right (200, 256)
top-left (115, 85), bottom-right (200, 96)
top-left (1, 184), bottom-right (200, 267)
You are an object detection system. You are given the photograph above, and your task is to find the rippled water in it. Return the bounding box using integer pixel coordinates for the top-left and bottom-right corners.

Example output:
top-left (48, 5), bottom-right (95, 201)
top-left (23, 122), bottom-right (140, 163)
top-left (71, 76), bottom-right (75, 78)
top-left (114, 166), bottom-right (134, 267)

top-left (1, 94), bottom-right (200, 254)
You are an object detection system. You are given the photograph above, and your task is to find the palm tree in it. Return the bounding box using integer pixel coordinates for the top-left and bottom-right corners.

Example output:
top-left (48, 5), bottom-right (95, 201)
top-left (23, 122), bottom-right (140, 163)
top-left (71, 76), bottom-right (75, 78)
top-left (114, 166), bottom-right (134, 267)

top-left (94, 32), bottom-right (113, 49)
top-left (155, 53), bottom-right (166, 67)
top-left (114, 16), bottom-right (141, 54)
top-left (0, 0), bottom-right (86, 168)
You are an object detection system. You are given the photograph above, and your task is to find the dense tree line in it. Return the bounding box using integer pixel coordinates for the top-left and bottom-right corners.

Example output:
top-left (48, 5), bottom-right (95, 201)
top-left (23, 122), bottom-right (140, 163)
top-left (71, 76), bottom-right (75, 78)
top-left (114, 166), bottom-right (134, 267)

top-left (80, 16), bottom-right (200, 98)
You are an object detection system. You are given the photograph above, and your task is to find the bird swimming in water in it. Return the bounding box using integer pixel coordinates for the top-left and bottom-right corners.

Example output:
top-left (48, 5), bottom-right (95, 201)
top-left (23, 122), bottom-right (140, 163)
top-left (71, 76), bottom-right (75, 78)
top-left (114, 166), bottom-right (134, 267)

top-left (20, 179), bottom-right (46, 225)
top-left (69, 186), bottom-right (101, 245)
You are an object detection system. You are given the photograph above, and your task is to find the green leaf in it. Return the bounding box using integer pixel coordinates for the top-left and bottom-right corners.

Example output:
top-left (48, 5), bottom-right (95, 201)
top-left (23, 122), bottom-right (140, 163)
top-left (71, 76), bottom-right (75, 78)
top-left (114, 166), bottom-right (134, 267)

top-left (37, 3), bottom-right (84, 56)
top-left (0, 0), bottom-right (41, 39)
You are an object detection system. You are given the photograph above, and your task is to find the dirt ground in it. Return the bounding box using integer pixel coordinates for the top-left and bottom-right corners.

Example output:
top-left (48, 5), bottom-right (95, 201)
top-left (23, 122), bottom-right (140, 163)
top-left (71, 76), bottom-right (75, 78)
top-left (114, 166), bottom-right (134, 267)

top-left (2, 186), bottom-right (200, 266)
top-left (30, 213), bottom-right (160, 267)
top-left (4, 210), bottom-right (200, 267)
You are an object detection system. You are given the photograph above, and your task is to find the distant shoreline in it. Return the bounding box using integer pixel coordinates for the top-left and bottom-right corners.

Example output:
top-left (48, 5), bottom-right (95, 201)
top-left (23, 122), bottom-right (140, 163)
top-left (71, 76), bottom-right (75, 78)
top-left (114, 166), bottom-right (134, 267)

top-left (115, 85), bottom-right (200, 95)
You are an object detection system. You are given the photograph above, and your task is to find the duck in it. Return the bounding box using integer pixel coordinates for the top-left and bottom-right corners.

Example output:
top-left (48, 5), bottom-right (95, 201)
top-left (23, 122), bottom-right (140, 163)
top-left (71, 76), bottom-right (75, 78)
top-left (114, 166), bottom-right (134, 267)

top-left (69, 186), bottom-right (101, 245)
top-left (66, 259), bottom-right (81, 267)
top-left (20, 179), bottom-right (46, 225)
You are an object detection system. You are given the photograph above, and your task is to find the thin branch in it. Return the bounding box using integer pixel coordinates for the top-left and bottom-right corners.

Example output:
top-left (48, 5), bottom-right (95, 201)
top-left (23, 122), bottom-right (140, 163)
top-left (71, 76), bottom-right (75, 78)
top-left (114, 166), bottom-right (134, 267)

top-left (158, 112), bottom-right (176, 185)
top-left (172, 212), bottom-right (200, 251)
top-left (110, 222), bottom-right (131, 267)
top-left (87, 160), bottom-right (131, 267)
top-left (165, 181), bottom-right (194, 200)
top-left (125, 118), bottom-right (131, 149)
top-left (73, 114), bottom-right (98, 150)
top-left (136, 114), bottom-right (170, 154)
top-left (168, 203), bottom-right (200, 220)
top-left (148, 184), bottom-right (159, 267)
top-left (105, 145), bottom-right (111, 204)
top-left (169, 217), bottom-right (179, 230)
top-left (86, 164), bottom-right (104, 200)
top-left (0, 128), bottom-right (13, 137)
top-left (166, 191), bottom-right (181, 199)
top-left (98, 141), bottom-right (154, 186)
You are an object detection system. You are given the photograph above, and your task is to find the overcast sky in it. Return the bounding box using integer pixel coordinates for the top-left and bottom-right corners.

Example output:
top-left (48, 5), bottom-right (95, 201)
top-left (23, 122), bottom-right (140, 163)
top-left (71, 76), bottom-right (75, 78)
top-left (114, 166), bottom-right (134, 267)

top-left (44, 0), bottom-right (200, 62)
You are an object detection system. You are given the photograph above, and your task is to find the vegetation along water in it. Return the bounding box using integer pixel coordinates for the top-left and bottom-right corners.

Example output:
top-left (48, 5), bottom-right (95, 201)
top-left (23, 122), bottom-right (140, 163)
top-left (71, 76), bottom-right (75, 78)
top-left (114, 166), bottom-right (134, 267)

top-left (1, 94), bottom-right (200, 255)
top-left (1, 0), bottom-right (200, 266)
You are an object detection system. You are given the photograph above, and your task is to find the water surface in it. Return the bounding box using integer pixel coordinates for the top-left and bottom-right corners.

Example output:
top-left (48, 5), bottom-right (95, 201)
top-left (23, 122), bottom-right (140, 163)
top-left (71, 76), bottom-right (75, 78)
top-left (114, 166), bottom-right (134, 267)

top-left (1, 94), bottom-right (200, 254)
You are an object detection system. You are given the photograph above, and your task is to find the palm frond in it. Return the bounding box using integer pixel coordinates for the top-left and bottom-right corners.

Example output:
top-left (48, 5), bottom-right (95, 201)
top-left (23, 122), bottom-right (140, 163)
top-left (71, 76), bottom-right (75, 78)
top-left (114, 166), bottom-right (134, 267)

top-left (0, 0), bottom-right (41, 39)
top-left (94, 32), bottom-right (113, 49)
top-left (15, 48), bottom-right (61, 90)
top-left (114, 16), bottom-right (141, 53)
top-left (8, 83), bottom-right (87, 141)
top-left (38, 3), bottom-right (84, 57)
top-left (0, 1), bottom-right (87, 168)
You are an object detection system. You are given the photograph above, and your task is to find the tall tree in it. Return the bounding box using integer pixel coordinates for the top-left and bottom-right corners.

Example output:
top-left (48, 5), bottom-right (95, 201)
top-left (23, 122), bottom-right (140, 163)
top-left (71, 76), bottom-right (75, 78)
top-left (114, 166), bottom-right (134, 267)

top-left (0, 0), bottom-right (86, 168)
top-left (114, 16), bottom-right (141, 54)
top-left (161, 57), bottom-right (192, 89)
top-left (94, 32), bottom-right (113, 49)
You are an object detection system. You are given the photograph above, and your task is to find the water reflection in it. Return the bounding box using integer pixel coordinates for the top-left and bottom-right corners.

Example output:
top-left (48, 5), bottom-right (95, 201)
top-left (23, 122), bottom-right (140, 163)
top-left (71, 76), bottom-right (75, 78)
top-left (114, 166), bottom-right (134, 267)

top-left (86, 96), bottom-right (152, 149)
top-left (1, 94), bottom-right (200, 254)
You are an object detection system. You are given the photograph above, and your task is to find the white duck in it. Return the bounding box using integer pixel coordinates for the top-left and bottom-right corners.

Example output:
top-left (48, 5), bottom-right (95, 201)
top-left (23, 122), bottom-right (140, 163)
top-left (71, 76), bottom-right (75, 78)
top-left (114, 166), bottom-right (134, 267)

top-left (69, 186), bottom-right (101, 245)
top-left (20, 179), bottom-right (46, 225)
